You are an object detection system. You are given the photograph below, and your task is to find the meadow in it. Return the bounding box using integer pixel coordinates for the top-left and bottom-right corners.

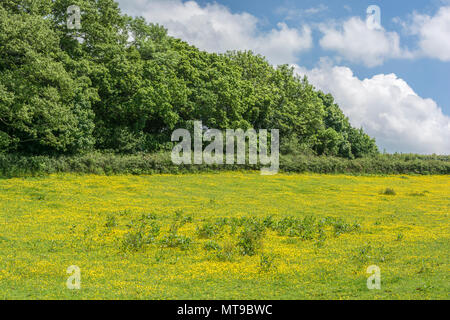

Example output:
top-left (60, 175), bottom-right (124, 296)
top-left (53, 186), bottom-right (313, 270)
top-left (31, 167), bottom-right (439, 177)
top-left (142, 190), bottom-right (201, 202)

top-left (0, 172), bottom-right (448, 300)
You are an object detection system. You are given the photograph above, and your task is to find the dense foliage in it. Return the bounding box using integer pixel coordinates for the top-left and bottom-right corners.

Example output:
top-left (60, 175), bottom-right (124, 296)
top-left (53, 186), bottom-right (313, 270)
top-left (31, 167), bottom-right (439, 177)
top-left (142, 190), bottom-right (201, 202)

top-left (0, 0), bottom-right (379, 158)
top-left (1, 152), bottom-right (448, 177)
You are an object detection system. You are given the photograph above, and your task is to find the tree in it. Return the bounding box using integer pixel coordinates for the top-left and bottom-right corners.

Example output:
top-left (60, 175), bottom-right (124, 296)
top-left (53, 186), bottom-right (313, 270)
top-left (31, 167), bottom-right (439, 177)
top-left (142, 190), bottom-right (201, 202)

top-left (0, 3), bottom-right (95, 154)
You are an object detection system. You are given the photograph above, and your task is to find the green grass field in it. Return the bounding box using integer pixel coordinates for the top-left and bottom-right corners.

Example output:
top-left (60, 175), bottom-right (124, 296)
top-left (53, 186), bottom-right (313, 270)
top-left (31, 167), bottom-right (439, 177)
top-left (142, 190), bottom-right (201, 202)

top-left (0, 173), bottom-right (448, 299)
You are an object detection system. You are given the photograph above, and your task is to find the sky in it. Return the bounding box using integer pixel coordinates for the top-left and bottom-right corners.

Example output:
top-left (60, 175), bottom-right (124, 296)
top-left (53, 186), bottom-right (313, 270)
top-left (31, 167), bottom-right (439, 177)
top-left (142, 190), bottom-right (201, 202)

top-left (116, 0), bottom-right (450, 154)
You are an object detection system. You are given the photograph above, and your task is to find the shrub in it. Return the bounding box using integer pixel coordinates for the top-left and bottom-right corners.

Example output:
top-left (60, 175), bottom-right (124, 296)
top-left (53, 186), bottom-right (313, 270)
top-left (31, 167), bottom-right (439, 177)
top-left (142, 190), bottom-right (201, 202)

top-left (121, 218), bottom-right (160, 252)
top-left (0, 152), bottom-right (448, 178)
top-left (381, 188), bottom-right (396, 196)
top-left (323, 217), bottom-right (361, 237)
top-left (216, 241), bottom-right (235, 262)
top-left (196, 222), bottom-right (220, 239)
top-left (259, 253), bottom-right (276, 273)
top-left (122, 230), bottom-right (146, 252)
top-left (237, 222), bottom-right (265, 256)
top-left (270, 216), bottom-right (318, 240)
top-left (204, 240), bottom-right (221, 251)
top-left (160, 233), bottom-right (192, 250)
top-left (105, 215), bottom-right (118, 228)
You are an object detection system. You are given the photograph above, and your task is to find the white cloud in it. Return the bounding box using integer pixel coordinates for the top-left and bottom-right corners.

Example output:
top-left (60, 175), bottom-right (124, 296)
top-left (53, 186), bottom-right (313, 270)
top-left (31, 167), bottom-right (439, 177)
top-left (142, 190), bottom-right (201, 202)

top-left (276, 4), bottom-right (328, 20)
top-left (319, 17), bottom-right (411, 67)
top-left (294, 62), bottom-right (450, 154)
top-left (305, 4), bottom-right (328, 15)
top-left (406, 6), bottom-right (450, 61)
top-left (118, 0), bottom-right (312, 65)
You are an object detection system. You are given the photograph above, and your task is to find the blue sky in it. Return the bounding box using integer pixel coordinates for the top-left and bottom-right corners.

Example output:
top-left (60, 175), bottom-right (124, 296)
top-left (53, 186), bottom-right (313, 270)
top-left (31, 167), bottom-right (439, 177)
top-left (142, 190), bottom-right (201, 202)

top-left (117, 0), bottom-right (450, 154)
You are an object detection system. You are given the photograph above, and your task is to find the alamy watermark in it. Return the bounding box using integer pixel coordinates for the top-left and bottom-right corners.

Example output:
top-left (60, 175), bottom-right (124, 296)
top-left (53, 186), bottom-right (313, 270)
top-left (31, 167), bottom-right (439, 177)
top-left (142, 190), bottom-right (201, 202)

top-left (171, 121), bottom-right (279, 175)
top-left (366, 5), bottom-right (382, 30)
top-left (366, 265), bottom-right (381, 290)
top-left (67, 5), bottom-right (81, 30)
top-left (66, 265), bottom-right (81, 290)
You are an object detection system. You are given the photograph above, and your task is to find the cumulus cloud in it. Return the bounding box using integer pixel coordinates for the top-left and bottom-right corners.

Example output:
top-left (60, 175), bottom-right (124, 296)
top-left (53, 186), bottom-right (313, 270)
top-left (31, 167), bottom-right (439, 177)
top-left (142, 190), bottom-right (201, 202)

top-left (319, 17), bottom-right (411, 67)
top-left (405, 6), bottom-right (450, 61)
top-left (118, 0), bottom-right (312, 65)
top-left (276, 4), bottom-right (328, 21)
top-left (294, 62), bottom-right (450, 154)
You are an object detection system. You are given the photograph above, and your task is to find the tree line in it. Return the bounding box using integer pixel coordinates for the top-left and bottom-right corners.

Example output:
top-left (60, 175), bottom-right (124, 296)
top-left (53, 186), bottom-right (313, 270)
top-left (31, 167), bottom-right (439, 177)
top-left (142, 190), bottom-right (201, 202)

top-left (0, 0), bottom-right (378, 159)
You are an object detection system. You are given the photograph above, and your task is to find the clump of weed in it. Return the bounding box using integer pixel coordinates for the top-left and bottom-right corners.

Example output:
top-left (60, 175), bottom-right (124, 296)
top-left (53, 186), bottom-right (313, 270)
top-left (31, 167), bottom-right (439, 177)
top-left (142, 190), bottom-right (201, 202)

top-left (216, 241), bottom-right (235, 261)
top-left (196, 221), bottom-right (221, 239)
top-left (226, 217), bottom-right (241, 235)
top-left (354, 243), bottom-right (373, 264)
top-left (157, 211), bottom-right (193, 251)
top-left (160, 233), bottom-right (192, 250)
top-left (121, 216), bottom-right (160, 252)
top-left (238, 230), bottom-right (259, 256)
top-left (237, 220), bottom-right (265, 256)
top-left (34, 193), bottom-right (46, 201)
top-left (409, 192), bottom-right (425, 197)
top-left (258, 253), bottom-right (276, 273)
top-left (409, 191), bottom-right (429, 197)
top-left (353, 243), bottom-right (391, 264)
top-left (105, 214), bottom-right (118, 228)
top-left (323, 217), bottom-right (361, 237)
top-left (269, 215), bottom-right (360, 241)
top-left (172, 210), bottom-right (193, 227)
top-left (204, 240), bottom-right (221, 251)
top-left (180, 215), bottom-right (193, 225)
top-left (296, 216), bottom-right (317, 240)
top-left (270, 216), bottom-right (321, 240)
top-left (116, 210), bottom-right (132, 217)
top-left (122, 231), bottom-right (145, 252)
top-left (396, 233), bottom-right (404, 241)
top-left (175, 210), bottom-right (184, 219)
top-left (381, 188), bottom-right (396, 195)
top-left (262, 215), bottom-right (275, 228)
top-left (141, 213), bottom-right (157, 220)
top-left (314, 228), bottom-right (327, 248)
top-left (270, 216), bottom-right (297, 236)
